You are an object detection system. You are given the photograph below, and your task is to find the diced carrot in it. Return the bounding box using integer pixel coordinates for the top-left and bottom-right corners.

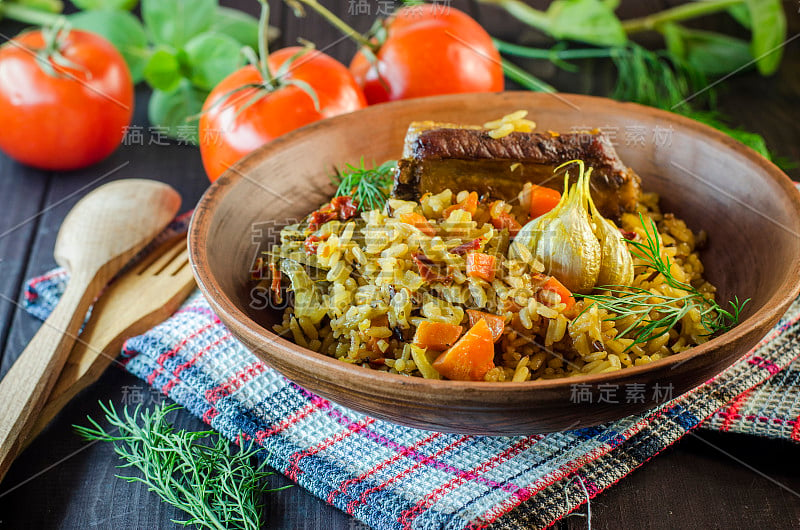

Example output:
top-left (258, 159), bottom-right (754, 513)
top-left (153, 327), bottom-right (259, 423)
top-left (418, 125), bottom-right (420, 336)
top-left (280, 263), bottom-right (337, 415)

top-left (541, 276), bottom-right (575, 311)
top-left (529, 185), bottom-right (561, 219)
top-left (399, 212), bottom-right (436, 236)
top-left (443, 191), bottom-right (479, 218)
top-left (432, 319), bottom-right (495, 381)
top-left (412, 321), bottom-right (464, 351)
top-left (466, 252), bottom-right (497, 282)
top-left (466, 310), bottom-right (505, 343)
top-left (490, 212), bottom-right (522, 237)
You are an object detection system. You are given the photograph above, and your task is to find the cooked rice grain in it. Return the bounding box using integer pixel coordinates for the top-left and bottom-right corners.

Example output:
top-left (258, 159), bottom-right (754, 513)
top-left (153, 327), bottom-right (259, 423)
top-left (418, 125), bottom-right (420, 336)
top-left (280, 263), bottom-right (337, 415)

top-left (268, 187), bottom-right (718, 381)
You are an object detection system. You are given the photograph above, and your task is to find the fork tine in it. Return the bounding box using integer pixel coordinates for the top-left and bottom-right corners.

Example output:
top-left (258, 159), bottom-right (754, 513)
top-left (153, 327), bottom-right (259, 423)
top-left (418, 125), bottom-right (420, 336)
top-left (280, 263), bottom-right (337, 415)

top-left (134, 236), bottom-right (179, 274)
top-left (139, 238), bottom-right (186, 275)
top-left (165, 248), bottom-right (191, 276)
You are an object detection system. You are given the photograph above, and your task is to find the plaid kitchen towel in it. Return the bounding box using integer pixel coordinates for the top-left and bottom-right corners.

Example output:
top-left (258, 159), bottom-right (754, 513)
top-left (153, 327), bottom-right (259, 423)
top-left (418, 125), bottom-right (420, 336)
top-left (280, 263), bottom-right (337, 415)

top-left (21, 224), bottom-right (800, 529)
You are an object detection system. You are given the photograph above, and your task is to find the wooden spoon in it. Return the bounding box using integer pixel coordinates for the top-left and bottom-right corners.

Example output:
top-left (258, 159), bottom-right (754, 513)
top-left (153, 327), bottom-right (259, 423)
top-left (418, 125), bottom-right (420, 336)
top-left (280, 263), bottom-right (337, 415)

top-left (0, 179), bottom-right (180, 482)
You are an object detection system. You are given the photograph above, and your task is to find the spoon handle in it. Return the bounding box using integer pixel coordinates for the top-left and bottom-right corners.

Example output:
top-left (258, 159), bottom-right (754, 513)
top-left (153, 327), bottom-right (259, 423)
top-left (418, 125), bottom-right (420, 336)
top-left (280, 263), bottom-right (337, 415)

top-left (0, 275), bottom-right (96, 482)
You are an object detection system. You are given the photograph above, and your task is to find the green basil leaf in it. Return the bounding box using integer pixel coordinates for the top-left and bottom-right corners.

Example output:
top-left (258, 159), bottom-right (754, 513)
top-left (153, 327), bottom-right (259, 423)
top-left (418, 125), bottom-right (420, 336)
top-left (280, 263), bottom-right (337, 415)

top-left (148, 80), bottom-right (207, 143)
top-left (546, 0), bottom-right (627, 47)
top-left (744, 0), bottom-right (786, 75)
top-left (212, 6), bottom-right (259, 49)
top-left (663, 25), bottom-right (752, 77)
top-left (143, 48), bottom-right (182, 92)
top-left (71, 0), bottom-right (138, 10)
top-left (184, 32), bottom-right (243, 91)
top-left (68, 10), bottom-right (149, 83)
top-left (727, 4), bottom-right (751, 29)
top-left (141, 0), bottom-right (217, 48)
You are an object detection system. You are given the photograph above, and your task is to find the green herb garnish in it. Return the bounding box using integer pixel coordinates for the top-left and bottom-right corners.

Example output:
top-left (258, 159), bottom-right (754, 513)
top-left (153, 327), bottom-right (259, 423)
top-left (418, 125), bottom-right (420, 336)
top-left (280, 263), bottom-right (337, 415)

top-left (582, 214), bottom-right (749, 351)
top-left (75, 402), bottom-right (289, 530)
top-left (483, 0), bottom-right (790, 164)
top-left (332, 158), bottom-right (396, 212)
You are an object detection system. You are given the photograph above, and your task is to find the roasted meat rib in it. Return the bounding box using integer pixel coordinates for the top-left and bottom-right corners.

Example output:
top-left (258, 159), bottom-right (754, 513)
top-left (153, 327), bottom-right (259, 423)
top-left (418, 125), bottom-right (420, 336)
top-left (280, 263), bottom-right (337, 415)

top-left (392, 122), bottom-right (641, 219)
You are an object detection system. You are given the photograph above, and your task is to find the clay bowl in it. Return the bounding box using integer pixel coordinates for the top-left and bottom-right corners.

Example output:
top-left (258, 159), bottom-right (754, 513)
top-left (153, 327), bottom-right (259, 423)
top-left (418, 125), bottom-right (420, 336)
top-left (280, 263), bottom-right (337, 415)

top-left (188, 92), bottom-right (800, 434)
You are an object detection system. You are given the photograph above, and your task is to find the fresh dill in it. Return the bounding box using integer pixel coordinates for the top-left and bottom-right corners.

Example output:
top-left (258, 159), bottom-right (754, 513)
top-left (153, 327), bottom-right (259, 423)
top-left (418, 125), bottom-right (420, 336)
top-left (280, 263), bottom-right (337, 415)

top-left (75, 402), bottom-right (289, 530)
top-left (611, 42), bottom-right (711, 111)
top-left (332, 158), bottom-right (396, 212)
top-left (581, 214), bottom-right (749, 350)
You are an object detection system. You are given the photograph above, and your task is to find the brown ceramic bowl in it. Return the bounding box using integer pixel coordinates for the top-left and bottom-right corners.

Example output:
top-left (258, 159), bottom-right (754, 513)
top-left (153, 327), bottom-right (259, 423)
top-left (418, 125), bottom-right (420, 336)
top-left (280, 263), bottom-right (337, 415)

top-left (188, 92), bottom-right (800, 434)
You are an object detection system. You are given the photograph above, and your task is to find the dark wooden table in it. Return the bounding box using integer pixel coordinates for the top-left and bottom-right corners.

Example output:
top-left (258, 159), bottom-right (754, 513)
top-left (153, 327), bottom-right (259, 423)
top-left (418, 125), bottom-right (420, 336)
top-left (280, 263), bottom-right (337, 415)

top-left (1, 1), bottom-right (799, 528)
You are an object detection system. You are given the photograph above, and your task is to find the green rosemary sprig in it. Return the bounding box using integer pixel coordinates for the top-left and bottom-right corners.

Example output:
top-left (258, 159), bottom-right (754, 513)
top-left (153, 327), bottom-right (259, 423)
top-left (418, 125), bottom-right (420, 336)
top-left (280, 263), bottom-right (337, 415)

top-left (582, 214), bottom-right (749, 350)
top-left (332, 158), bottom-right (396, 212)
top-left (74, 402), bottom-right (289, 530)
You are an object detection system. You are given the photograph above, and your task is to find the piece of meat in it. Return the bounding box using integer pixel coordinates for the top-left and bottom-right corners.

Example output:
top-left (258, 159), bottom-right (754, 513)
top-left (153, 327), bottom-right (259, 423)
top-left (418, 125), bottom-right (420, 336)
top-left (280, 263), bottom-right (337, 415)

top-left (392, 122), bottom-right (641, 219)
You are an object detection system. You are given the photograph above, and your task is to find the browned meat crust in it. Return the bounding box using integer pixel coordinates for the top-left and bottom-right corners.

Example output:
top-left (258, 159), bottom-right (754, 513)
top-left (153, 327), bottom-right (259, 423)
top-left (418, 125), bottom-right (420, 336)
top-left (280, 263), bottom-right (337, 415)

top-left (392, 124), bottom-right (641, 219)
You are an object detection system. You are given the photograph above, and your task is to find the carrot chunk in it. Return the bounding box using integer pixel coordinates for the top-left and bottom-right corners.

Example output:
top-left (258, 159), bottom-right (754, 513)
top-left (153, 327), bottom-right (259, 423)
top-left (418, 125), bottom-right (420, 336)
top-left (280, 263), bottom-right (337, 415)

top-left (412, 321), bottom-right (464, 351)
top-left (541, 276), bottom-right (575, 311)
top-left (466, 309), bottom-right (505, 343)
top-left (399, 212), bottom-right (436, 236)
top-left (432, 319), bottom-right (495, 381)
top-left (443, 191), bottom-right (479, 218)
top-left (466, 252), bottom-right (497, 282)
top-left (529, 185), bottom-right (561, 219)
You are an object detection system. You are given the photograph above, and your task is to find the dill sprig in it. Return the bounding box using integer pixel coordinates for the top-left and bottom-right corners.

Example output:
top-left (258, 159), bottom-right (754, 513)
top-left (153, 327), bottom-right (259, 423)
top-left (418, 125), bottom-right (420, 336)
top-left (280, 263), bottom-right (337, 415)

top-left (611, 42), bottom-right (712, 111)
top-left (582, 214), bottom-right (749, 350)
top-left (74, 402), bottom-right (289, 530)
top-left (332, 158), bottom-right (396, 212)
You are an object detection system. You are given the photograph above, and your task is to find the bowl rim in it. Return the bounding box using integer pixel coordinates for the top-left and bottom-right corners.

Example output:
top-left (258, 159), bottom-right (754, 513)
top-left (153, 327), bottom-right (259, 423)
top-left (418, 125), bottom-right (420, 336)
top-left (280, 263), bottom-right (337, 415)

top-left (188, 91), bottom-right (800, 394)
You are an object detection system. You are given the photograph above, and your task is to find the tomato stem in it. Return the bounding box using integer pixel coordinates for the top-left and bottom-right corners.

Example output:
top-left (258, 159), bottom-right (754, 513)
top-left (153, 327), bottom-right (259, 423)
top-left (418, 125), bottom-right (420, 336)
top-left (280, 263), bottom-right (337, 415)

top-left (285, 0), bottom-right (377, 52)
top-left (0, 2), bottom-right (61, 28)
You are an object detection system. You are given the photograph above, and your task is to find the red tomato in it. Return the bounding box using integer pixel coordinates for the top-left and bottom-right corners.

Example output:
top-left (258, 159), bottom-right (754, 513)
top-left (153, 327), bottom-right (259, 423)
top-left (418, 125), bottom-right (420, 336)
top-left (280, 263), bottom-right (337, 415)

top-left (0, 29), bottom-right (133, 171)
top-left (349, 5), bottom-right (503, 104)
top-left (199, 47), bottom-right (367, 181)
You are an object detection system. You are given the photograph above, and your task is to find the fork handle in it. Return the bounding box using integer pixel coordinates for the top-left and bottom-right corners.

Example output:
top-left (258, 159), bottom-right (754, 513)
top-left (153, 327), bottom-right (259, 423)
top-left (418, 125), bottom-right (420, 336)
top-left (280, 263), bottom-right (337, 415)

top-left (0, 274), bottom-right (97, 482)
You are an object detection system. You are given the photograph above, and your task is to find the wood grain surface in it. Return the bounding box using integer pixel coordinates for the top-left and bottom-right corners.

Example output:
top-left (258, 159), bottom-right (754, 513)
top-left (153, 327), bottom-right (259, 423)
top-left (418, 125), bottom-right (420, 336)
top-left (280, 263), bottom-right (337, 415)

top-left (0, 1), bottom-right (798, 528)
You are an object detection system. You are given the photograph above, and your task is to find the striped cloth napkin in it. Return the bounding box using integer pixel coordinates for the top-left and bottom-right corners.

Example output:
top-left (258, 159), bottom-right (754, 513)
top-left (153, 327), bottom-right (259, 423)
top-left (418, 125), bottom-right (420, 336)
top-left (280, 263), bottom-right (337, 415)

top-left (22, 217), bottom-right (800, 529)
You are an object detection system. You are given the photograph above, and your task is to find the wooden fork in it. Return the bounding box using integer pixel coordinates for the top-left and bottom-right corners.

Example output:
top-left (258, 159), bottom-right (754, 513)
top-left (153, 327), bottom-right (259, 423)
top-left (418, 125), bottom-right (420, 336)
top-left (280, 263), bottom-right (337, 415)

top-left (26, 236), bottom-right (196, 445)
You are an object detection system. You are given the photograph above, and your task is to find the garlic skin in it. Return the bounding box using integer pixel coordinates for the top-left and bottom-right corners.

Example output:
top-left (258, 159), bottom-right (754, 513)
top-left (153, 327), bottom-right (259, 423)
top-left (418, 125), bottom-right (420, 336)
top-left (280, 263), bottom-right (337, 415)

top-left (535, 182), bottom-right (601, 294)
top-left (593, 215), bottom-right (634, 287)
top-left (585, 172), bottom-right (635, 287)
top-left (511, 162), bottom-right (601, 294)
